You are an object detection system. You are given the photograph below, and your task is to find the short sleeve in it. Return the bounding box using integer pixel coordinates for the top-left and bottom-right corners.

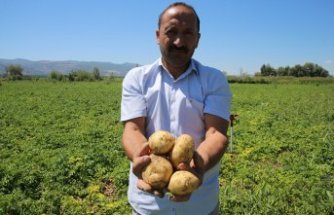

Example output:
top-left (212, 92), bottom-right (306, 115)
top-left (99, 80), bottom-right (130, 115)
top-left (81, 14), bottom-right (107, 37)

top-left (121, 68), bottom-right (147, 122)
top-left (203, 71), bottom-right (232, 121)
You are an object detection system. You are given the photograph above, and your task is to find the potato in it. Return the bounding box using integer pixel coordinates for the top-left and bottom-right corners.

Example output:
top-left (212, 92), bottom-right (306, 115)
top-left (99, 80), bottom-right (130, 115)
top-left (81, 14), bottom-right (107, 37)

top-left (168, 170), bottom-right (200, 195)
top-left (148, 130), bottom-right (175, 154)
top-left (169, 134), bottom-right (194, 168)
top-left (142, 154), bottom-right (173, 189)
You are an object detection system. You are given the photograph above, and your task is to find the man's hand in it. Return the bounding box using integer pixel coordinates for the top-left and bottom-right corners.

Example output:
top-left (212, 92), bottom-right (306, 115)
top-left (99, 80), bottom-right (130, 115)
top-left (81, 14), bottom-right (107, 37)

top-left (169, 114), bottom-right (229, 202)
top-left (132, 142), bottom-right (151, 178)
top-left (169, 151), bottom-right (204, 202)
top-left (133, 143), bottom-right (166, 198)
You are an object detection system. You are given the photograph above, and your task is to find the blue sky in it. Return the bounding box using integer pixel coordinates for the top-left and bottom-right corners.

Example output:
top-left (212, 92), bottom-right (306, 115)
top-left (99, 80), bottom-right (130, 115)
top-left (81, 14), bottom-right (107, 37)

top-left (1, 0), bottom-right (333, 75)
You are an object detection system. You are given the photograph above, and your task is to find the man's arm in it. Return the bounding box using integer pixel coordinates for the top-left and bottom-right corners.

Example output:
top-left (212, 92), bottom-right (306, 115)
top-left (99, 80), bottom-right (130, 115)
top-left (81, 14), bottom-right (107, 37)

top-left (171, 113), bottom-right (229, 202)
top-left (122, 117), bottom-right (165, 196)
top-left (196, 113), bottom-right (229, 172)
top-left (122, 117), bottom-right (152, 179)
top-left (122, 117), bottom-right (148, 162)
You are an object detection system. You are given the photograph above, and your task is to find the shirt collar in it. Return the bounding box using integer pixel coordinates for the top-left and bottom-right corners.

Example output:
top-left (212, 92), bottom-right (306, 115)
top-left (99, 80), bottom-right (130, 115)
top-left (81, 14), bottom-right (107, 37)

top-left (157, 58), bottom-right (198, 80)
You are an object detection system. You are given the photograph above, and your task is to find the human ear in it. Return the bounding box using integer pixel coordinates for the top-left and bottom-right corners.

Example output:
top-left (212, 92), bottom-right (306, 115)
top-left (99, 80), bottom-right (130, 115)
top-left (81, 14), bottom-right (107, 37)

top-left (156, 29), bottom-right (160, 44)
top-left (195, 32), bottom-right (201, 48)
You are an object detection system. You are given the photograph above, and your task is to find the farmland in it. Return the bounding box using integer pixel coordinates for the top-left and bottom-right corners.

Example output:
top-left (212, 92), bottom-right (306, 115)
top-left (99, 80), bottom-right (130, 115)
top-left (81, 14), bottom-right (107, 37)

top-left (1, 79), bottom-right (334, 214)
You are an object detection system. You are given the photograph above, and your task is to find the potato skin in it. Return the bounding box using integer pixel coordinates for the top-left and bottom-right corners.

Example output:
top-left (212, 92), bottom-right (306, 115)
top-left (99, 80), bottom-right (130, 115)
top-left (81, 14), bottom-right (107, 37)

top-left (148, 130), bottom-right (175, 154)
top-left (168, 170), bottom-right (200, 195)
top-left (142, 154), bottom-right (173, 189)
top-left (169, 134), bottom-right (194, 168)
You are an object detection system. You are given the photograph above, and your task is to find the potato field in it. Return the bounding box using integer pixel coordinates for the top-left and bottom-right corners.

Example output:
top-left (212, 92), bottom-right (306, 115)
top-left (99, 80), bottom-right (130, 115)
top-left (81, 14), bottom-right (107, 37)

top-left (0, 79), bottom-right (333, 214)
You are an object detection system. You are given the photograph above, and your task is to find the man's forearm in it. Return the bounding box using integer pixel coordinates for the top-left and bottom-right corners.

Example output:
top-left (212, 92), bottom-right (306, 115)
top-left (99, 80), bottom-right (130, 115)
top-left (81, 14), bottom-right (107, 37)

top-left (122, 118), bottom-right (147, 161)
top-left (196, 128), bottom-right (228, 172)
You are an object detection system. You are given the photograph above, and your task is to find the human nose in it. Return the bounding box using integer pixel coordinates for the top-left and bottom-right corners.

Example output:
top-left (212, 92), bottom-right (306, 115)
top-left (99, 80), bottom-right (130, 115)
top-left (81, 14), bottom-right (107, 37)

top-left (173, 34), bottom-right (185, 47)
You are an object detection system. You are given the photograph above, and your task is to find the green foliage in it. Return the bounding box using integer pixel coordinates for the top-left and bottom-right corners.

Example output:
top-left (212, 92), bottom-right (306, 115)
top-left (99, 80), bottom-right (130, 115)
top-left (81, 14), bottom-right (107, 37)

top-left (49, 68), bottom-right (103, 82)
top-left (220, 83), bottom-right (334, 214)
top-left (228, 76), bottom-right (334, 85)
top-left (0, 80), bottom-right (333, 214)
top-left (260, 64), bottom-right (276, 76)
top-left (93, 67), bottom-right (102, 80)
top-left (49, 70), bottom-right (65, 81)
top-left (68, 69), bottom-right (94, 81)
top-left (0, 81), bottom-right (130, 214)
top-left (228, 75), bottom-right (270, 84)
top-left (259, 63), bottom-right (330, 77)
top-left (4, 64), bottom-right (24, 80)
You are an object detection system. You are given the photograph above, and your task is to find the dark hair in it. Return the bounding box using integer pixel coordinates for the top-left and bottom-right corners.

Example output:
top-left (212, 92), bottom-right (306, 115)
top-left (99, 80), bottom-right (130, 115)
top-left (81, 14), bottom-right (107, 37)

top-left (158, 2), bottom-right (200, 32)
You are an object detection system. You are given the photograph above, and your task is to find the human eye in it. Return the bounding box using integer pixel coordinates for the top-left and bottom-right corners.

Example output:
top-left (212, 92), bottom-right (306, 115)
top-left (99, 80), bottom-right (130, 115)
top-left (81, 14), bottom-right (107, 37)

top-left (164, 28), bottom-right (177, 37)
top-left (184, 29), bottom-right (195, 36)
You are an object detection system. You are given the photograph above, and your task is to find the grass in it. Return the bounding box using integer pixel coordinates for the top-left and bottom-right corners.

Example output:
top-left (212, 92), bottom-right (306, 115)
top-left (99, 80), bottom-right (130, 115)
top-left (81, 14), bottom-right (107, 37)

top-left (0, 79), bottom-right (333, 214)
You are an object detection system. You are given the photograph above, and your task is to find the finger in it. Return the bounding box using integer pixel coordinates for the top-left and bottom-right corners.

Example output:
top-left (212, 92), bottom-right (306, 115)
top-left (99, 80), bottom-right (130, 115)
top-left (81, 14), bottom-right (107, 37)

top-left (137, 179), bottom-right (152, 192)
top-left (153, 190), bottom-right (164, 198)
top-left (138, 142), bottom-right (151, 156)
top-left (176, 162), bottom-right (191, 171)
top-left (191, 151), bottom-right (205, 175)
top-left (192, 151), bottom-right (204, 169)
top-left (137, 180), bottom-right (165, 198)
top-left (169, 194), bottom-right (191, 202)
top-left (133, 155), bottom-right (151, 178)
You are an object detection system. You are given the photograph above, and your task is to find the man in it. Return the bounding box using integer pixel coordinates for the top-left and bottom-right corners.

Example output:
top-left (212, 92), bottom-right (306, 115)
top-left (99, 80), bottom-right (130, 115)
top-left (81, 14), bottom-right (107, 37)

top-left (121, 2), bottom-right (232, 214)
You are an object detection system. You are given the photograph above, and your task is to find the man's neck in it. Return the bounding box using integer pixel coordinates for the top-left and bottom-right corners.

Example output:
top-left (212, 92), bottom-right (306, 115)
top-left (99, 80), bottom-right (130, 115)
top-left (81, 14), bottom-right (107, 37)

top-left (162, 59), bottom-right (191, 79)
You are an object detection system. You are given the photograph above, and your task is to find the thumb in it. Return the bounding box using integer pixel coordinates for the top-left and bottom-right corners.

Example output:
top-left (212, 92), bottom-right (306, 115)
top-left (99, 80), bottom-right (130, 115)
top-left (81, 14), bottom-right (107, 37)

top-left (133, 155), bottom-right (151, 178)
top-left (138, 142), bottom-right (150, 156)
top-left (137, 179), bottom-right (153, 192)
top-left (190, 151), bottom-right (205, 176)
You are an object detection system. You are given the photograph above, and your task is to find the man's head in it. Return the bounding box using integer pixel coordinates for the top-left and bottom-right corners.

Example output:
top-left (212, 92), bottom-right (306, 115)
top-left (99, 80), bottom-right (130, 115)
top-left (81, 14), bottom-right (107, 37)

top-left (156, 2), bottom-right (201, 74)
top-left (158, 2), bottom-right (200, 33)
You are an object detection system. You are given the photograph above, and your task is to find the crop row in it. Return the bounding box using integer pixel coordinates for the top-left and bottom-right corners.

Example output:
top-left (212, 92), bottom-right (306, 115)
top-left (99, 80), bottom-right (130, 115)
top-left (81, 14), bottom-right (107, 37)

top-left (0, 80), bottom-right (333, 214)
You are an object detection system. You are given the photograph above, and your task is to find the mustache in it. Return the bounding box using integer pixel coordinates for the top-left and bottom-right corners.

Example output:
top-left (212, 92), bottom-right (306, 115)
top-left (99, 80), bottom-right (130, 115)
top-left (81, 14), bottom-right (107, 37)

top-left (169, 45), bottom-right (188, 53)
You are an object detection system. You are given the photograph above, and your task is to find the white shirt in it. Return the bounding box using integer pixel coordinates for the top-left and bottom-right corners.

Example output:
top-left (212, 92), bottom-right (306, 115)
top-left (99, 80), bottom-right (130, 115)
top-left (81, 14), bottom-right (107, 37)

top-left (121, 58), bottom-right (232, 215)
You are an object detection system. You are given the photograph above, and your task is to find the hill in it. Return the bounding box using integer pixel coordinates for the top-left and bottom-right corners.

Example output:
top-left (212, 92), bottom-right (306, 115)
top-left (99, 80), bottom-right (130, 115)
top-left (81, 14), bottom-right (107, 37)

top-left (0, 58), bottom-right (138, 77)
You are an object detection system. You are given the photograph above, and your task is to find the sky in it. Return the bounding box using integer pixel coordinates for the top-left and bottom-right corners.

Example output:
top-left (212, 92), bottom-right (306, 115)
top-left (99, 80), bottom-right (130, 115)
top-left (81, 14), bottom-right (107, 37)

top-left (1, 0), bottom-right (334, 75)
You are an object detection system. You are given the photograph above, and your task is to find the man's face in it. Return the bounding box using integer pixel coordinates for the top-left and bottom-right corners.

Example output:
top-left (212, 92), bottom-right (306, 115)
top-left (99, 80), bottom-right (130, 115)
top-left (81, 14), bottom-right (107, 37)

top-left (156, 6), bottom-right (200, 70)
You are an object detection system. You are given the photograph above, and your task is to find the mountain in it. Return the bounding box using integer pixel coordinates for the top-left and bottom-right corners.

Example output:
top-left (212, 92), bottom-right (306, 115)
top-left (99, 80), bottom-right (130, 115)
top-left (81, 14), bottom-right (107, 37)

top-left (0, 58), bottom-right (139, 77)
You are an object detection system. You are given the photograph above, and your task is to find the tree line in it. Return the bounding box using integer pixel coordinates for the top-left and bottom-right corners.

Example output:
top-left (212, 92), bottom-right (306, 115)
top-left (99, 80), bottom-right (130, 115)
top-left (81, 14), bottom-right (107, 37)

top-left (1, 62), bottom-right (331, 80)
top-left (49, 68), bottom-right (102, 81)
top-left (1, 64), bottom-right (105, 81)
top-left (257, 63), bottom-right (329, 77)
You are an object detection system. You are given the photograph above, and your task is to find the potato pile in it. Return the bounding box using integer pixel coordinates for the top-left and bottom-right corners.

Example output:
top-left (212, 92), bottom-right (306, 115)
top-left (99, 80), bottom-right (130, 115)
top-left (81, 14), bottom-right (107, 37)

top-left (142, 130), bottom-right (201, 196)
